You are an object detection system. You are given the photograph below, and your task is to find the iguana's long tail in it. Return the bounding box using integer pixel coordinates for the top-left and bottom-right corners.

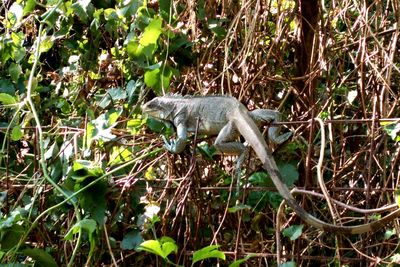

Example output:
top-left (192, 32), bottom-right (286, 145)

top-left (232, 103), bottom-right (400, 234)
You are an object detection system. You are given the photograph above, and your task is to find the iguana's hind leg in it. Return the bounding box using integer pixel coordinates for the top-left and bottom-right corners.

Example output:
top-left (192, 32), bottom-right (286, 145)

top-left (214, 121), bottom-right (246, 197)
top-left (213, 121), bottom-right (244, 155)
top-left (249, 109), bottom-right (292, 144)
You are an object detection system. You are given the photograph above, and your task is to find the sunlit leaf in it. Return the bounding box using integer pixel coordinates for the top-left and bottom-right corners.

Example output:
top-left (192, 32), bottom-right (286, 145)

top-left (192, 245), bottom-right (225, 265)
top-left (0, 93), bottom-right (16, 105)
top-left (11, 125), bottom-right (23, 141)
top-left (23, 0), bottom-right (36, 15)
top-left (144, 166), bottom-right (157, 180)
top-left (71, 0), bottom-right (93, 23)
top-left (39, 36), bottom-right (54, 53)
top-left (140, 17), bottom-right (163, 46)
top-left (108, 146), bottom-right (133, 166)
top-left (137, 240), bottom-right (165, 258)
top-left (144, 66), bottom-right (173, 94)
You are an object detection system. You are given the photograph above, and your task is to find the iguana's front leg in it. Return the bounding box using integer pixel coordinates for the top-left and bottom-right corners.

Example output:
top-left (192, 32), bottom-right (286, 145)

top-left (163, 123), bottom-right (188, 153)
top-left (250, 109), bottom-right (292, 144)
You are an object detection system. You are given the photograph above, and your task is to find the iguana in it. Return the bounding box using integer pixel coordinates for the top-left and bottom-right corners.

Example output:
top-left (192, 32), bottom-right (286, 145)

top-left (142, 95), bottom-right (400, 234)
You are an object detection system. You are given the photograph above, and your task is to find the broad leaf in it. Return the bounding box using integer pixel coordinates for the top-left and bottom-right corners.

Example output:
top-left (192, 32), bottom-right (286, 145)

top-left (192, 245), bottom-right (225, 265)
top-left (282, 225), bottom-right (304, 241)
top-left (121, 229), bottom-right (143, 250)
top-left (0, 93), bottom-right (16, 105)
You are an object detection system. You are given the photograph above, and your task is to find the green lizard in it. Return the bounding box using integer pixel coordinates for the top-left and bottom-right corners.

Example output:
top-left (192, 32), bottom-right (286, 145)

top-left (142, 94), bottom-right (400, 234)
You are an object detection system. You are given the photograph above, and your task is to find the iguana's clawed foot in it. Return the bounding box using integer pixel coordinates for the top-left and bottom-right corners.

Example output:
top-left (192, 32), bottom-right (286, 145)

top-left (234, 147), bottom-right (250, 197)
top-left (269, 131), bottom-right (292, 145)
top-left (162, 136), bottom-right (186, 154)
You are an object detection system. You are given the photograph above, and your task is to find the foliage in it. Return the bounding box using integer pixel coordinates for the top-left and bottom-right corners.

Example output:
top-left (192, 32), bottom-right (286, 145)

top-left (1, 0), bottom-right (400, 266)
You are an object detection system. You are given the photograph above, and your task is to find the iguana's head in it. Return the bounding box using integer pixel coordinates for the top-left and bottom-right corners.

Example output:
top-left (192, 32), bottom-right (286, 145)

top-left (142, 97), bottom-right (174, 121)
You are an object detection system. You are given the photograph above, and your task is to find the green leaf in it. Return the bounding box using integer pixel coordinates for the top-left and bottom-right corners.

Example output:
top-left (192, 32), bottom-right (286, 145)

top-left (384, 228), bottom-right (396, 240)
top-left (11, 125), bottom-right (23, 141)
top-left (71, 160), bottom-right (104, 182)
top-left (65, 218), bottom-right (97, 240)
top-left (8, 63), bottom-right (22, 82)
top-left (229, 254), bottom-right (254, 267)
top-left (126, 79), bottom-right (142, 105)
top-left (144, 166), bottom-right (157, 180)
top-left (197, 141), bottom-right (217, 160)
top-left (208, 19), bottom-right (227, 39)
top-left (382, 122), bottom-right (400, 141)
top-left (0, 224), bottom-right (25, 250)
top-left (23, 0), bottom-right (36, 15)
top-left (0, 79), bottom-right (16, 95)
top-left (121, 229), bottom-right (143, 250)
top-left (39, 36), bottom-right (54, 53)
top-left (98, 87), bottom-right (127, 109)
top-left (120, 0), bottom-right (144, 18)
top-left (249, 172), bottom-right (272, 187)
top-left (144, 66), bottom-right (173, 94)
top-left (0, 93), bottom-right (16, 105)
top-left (22, 248), bottom-right (58, 267)
top-left (71, 0), bottom-right (94, 23)
top-left (140, 16), bottom-right (163, 46)
top-left (228, 204), bottom-right (251, 213)
top-left (108, 146), bottom-right (133, 166)
top-left (78, 179), bottom-right (108, 224)
top-left (279, 261), bottom-right (297, 267)
top-left (85, 109), bottom-right (122, 145)
top-left (137, 237), bottom-right (177, 259)
top-left (8, 3), bottom-right (23, 27)
top-left (282, 225), bottom-right (304, 241)
top-left (159, 0), bottom-right (172, 21)
top-left (192, 245), bottom-right (225, 265)
top-left (277, 161), bottom-right (299, 187)
top-left (137, 240), bottom-right (165, 258)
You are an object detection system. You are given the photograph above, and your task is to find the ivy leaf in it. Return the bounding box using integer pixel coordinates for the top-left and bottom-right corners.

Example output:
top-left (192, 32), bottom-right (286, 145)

top-left (0, 79), bottom-right (15, 95)
top-left (140, 16), bottom-right (163, 46)
top-left (279, 262), bottom-right (297, 267)
top-left (277, 161), bottom-right (299, 187)
top-left (65, 219), bottom-right (97, 240)
top-left (8, 63), bottom-right (22, 82)
top-left (121, 229), bottom-right (143, 250)
top-left (282, 225), bottom-right (304, 241)
top-left (192, 245), bottom-right (225, 265)
top-left (144, 65), bottom-right (173, 94)
top-left (11, 125), bottom-right (23, 141)
top-left (137, 237), bottom-right (177, 259)
top-left (71, 0), bottom-right (93, 24)
top-left (159, 0), bottom-right (172, 21)
top-left (39, 36), bottom-right (54, 53)
top-left (23, 0), bottom-right (36, 16)
top-left (0, 93), bottom-right (16, 105)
